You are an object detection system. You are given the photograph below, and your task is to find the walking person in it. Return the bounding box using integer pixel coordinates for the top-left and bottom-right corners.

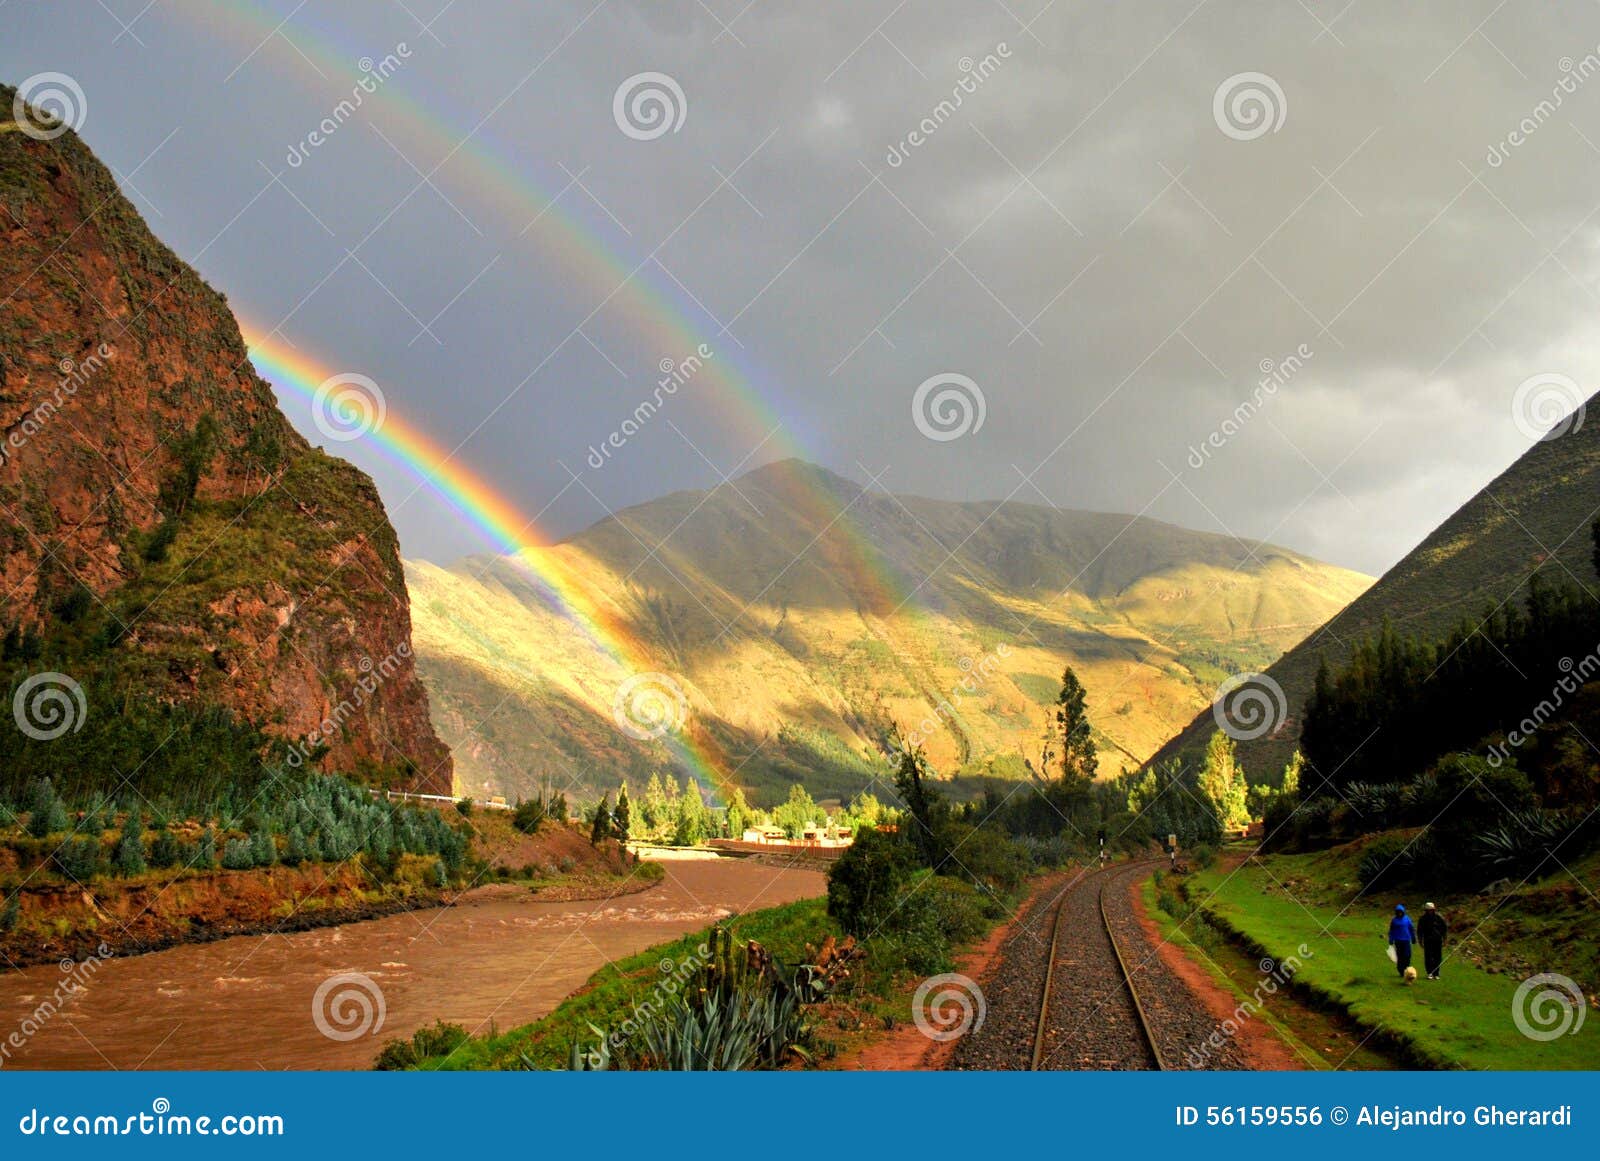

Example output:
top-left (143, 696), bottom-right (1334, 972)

top-left (1419, 902), bottom-right (1447, 980)
top-left (1387, 904), bottom-right (1416, 980)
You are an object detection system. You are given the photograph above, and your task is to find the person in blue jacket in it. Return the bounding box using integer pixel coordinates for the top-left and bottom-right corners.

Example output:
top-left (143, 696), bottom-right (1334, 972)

top-left (1387, 904), bottom-right (1416, 978)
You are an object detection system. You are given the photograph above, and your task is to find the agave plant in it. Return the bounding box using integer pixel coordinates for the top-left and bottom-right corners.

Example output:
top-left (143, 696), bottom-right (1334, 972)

top-left (1471, 809), bottom-right (1571, 877)
top-left (558, 927), bottom-right (828, 1071)
top-left (631, 983), bottom-right (813, 1070)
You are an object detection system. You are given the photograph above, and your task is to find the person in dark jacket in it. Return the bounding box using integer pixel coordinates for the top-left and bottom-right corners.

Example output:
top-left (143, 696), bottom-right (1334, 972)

top-left (1387, 904), bottom-right (1416, 978)
top-left (1419, 902), bottom-right (1447, 980)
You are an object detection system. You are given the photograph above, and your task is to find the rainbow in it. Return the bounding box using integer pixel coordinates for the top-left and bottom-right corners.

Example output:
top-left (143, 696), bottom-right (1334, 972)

top-left (244, 326), bottom-right (748, 800)
top-left (178, 0), bottom-right (922, 618)
top-left (190, 0), bottom-right (934, 791)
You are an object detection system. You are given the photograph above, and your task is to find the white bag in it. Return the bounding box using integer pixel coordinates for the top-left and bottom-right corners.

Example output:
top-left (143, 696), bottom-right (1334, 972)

top-left (1387, 944), bottom-right (1398, 964)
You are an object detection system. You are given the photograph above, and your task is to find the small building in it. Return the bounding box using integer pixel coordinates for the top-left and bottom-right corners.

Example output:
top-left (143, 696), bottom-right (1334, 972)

top-left (742, 826), bottom-right (788, 844)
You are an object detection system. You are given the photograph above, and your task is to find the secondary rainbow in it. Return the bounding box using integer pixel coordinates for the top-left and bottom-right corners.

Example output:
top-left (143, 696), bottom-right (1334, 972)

top-left (181, 0), bottom-right (924, 621)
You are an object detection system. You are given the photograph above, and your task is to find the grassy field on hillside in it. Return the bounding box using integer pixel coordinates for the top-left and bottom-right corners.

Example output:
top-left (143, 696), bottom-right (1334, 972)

top-left (1187, 846), bottom-right (1599, 1070)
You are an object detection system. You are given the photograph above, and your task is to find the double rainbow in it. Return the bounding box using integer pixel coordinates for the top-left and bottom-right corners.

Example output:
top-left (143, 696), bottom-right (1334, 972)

top-left (201, 0), bottom-right (928, 796)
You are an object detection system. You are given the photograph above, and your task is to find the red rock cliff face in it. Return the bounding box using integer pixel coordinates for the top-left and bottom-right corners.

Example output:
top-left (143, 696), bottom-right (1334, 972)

top-left (0, 87), bottom-right (452, 793)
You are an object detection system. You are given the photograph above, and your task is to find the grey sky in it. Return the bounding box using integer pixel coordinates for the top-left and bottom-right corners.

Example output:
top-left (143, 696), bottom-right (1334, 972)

top-left (6, 0), bottom-right (1597, 577)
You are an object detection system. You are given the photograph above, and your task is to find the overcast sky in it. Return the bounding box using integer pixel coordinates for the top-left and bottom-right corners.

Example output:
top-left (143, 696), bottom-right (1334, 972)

top-left (6, 0), bottom-right (1599, 577)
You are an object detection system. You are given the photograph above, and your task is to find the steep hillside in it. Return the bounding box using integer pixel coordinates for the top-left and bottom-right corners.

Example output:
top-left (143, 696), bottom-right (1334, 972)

top-left (409, 460), bottom-right (1370, 804)
top-left (0, 83), bottom-right (450, 792)
top-left (1148, 404), bottom-right (1600, 782)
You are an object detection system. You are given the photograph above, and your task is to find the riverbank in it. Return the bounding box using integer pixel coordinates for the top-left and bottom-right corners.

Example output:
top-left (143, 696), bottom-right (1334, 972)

top-left (0, 854), bottom-right (823, 1069)
top-left (0, 815), bottom-right (646, 972)
top-left (402, 863), bottom-right (1045, 1071)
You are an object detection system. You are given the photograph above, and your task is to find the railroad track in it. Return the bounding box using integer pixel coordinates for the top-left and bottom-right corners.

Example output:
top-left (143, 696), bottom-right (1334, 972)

top-left (950, 858), bottom-right (1246, 1071)
top-left (1029, 861), bottom-right (1164, 1070)
top-left (1092, 864), bottom-right (1167, 1070)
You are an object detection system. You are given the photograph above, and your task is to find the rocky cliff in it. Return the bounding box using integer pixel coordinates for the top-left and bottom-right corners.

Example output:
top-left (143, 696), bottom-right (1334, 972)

top-left (0, 83), bottom-right (450, 793)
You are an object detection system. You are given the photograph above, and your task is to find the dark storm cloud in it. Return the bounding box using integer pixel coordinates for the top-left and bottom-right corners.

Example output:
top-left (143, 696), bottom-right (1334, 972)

top-left (6, 0), bottom-right (1599, 576)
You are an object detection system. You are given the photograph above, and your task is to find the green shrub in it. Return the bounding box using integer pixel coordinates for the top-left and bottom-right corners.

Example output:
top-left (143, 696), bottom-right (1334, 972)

top-left (148, 828), bottom-right (181, 869)
top-left (1358, 835), bottom-right (1422, 891)
top-left (825, 828), bottom-right (916, 936)
top-left (513, 799), bottom-right (545, 835)
top-left (113, 818), bottom-right (147, 876)
top-left (374, 1021), bottom-right (469, 1070)
top-left (53, 836), bottom-right (102, 881)
top-left (936, 823), bottom-right (1027, 901)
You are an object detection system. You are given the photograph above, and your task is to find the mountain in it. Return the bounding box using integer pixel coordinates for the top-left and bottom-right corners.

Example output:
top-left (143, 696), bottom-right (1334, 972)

top-left (1147, 404), bottom-right (1600, 783)
top-left (0, 84), bottom-right (450, 792)
top-left (408, 460), bottom-right (1371, 804)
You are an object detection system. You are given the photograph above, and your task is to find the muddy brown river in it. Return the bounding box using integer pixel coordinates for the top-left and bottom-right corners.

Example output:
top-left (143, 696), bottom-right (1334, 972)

top-left (0, 855), bottom-right (824, 1070)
